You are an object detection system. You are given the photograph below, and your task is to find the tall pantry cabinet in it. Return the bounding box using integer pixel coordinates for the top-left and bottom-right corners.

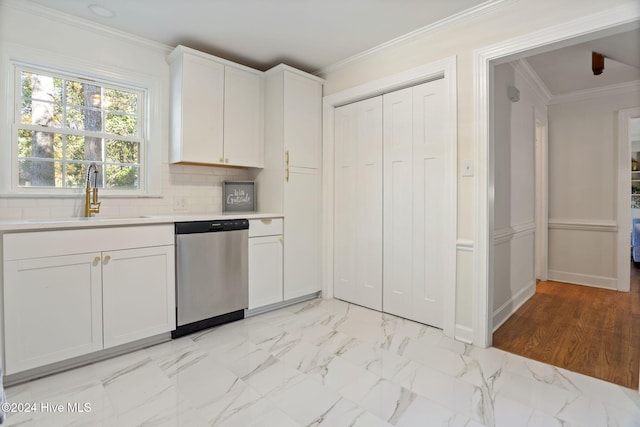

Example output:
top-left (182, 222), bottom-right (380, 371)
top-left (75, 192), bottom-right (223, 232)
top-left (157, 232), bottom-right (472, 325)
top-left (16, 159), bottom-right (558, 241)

top-left (256, 65), bottom-right (324, 300)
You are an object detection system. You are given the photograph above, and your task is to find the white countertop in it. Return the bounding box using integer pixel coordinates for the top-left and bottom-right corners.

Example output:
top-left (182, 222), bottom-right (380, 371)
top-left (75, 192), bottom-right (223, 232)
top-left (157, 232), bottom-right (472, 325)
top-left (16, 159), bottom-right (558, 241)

top-left (0, 212), bottom-right (283, 232)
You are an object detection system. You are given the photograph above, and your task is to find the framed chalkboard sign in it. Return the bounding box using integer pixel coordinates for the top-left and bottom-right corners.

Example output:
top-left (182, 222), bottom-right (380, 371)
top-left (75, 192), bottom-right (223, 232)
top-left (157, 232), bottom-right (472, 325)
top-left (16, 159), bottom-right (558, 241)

top-left (223, 181), bottom-right (256, 212)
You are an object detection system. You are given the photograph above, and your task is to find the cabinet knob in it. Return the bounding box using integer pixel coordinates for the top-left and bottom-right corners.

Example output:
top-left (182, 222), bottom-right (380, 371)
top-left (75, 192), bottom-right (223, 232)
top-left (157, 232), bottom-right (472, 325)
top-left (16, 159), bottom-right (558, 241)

top-left (219, 157), bottom-right (224, 163)
top-left (225, 158), bottom-right (229, 163)
top-left (93, 256), bottom-right (101, 263)
top-left (279, 237), bottom-right (284, 244)
top-left (104, 255), bottom-right (111, 263)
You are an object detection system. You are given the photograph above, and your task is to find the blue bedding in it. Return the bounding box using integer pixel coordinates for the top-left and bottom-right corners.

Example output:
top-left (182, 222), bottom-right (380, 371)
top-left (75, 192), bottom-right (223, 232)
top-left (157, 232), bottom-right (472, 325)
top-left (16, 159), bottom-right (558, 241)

top-left (632, 218), bottom-right (640, 263)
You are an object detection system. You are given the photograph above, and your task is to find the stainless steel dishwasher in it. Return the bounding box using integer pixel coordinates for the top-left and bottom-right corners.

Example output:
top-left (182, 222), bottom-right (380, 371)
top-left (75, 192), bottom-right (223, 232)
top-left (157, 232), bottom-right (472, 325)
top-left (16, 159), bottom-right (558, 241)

top-left (172, 219), bottom-right (249, 338)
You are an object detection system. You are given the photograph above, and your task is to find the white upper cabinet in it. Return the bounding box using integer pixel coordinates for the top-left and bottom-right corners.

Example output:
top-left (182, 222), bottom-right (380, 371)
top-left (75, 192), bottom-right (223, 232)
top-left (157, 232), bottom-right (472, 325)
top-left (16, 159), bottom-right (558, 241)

top-left (224, 67), bottom-right (264, 168)
top-left (283, 71), bottom-right (322, 169)
top-left (168, 45), bottom-right (264, 168)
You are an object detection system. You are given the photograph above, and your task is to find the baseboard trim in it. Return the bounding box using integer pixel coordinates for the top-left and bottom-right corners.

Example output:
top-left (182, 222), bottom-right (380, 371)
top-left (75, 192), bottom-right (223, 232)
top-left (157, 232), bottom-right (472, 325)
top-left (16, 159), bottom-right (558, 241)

top-left (244, 292), bottom-right (321, 317)
top-left (455, 324), bottom-right (474, 344)
top-left (492, 280), bottom-right (536, 332)
top-left (4, 333), bottom-right (171, 387)
top-left (547, 270), bottom-right (617, 290)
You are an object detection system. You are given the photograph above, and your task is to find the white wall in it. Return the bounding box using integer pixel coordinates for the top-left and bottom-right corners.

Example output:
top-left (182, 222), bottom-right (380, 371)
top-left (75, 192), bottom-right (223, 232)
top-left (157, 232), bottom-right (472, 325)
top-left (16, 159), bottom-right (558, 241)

top-left (0, 1), bottom-right (254, 221)
top-left (322, 0), bottom-right (634, 333)
top-left (547, 90), bottom-right (640, 289)
top-left (492, 62), bottom-right (546, 330)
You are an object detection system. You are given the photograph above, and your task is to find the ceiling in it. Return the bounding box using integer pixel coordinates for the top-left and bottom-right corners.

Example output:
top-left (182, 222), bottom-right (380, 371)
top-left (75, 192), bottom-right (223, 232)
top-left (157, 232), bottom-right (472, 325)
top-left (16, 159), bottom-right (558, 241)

top-left (23, 0), bottom-right (489, 73)
top-left (525, 29), bottom-right (640, 96)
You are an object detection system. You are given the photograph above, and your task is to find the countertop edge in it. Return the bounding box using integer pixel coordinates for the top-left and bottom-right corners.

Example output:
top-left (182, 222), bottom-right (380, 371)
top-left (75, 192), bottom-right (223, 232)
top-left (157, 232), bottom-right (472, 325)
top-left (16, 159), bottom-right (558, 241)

top-left (0, 212), bottom-right (284, 232)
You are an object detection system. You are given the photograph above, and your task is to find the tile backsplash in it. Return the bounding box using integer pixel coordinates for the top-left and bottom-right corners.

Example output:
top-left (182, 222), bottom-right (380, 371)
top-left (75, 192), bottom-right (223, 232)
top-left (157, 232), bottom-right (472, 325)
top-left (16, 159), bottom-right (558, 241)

top-left (0, 164), bottom-right (259, 220)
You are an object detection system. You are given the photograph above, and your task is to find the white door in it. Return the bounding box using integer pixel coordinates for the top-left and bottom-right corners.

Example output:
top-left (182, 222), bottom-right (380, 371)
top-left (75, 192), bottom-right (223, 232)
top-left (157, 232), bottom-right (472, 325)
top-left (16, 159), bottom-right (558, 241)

top-left (383, 79), bottom-right (447, 328)
top-left (102, 246), bottom-right (175, 348)
top-left (248, 235), bottom-right (284, 309)
top-left (334, 96), bottom-right (383, 310)
top-left (3, 253), bottom-right (103, 374)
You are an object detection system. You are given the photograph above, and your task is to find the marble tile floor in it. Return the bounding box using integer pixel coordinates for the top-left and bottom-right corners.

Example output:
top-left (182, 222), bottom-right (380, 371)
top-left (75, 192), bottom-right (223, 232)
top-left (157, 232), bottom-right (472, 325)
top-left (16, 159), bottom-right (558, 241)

top-left (3, 298), bottom-right (640, 427)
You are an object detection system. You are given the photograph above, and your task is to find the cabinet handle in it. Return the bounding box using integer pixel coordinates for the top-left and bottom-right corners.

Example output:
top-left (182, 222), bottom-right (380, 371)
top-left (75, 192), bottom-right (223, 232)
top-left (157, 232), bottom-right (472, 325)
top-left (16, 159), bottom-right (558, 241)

top-left (285, 150), bottom-right (290, 182)
top-left (103, 255), bottom-right (111, 263)
top-left (93, 256), bottom-right (101, 263)
top-left (261, 219), bottom-right (272, 224)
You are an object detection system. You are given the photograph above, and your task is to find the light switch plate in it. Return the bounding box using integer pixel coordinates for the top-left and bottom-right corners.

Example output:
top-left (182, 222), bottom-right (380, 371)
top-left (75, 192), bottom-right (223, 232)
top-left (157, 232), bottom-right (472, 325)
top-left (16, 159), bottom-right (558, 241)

top-left (462, 160), bottom-right (474, 177)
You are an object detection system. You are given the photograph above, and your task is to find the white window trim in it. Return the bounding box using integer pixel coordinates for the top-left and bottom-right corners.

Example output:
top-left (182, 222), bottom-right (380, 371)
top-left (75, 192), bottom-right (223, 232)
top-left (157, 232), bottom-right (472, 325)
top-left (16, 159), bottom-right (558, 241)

top-left (0, 43), bottom-right (163, 198)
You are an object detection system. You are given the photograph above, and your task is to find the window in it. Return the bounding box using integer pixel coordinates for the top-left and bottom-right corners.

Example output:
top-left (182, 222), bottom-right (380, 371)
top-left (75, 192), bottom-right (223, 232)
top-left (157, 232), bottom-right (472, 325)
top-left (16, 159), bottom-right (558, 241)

top-left (15, 66), bottom-right (145, 191)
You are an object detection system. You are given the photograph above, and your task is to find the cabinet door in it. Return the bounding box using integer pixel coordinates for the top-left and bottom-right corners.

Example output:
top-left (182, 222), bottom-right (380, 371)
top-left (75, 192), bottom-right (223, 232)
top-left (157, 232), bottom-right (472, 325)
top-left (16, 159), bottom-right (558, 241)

top-left (224, 67), bottom-right (264, 167)
top-left (3, 253), bottom-right (103, 374)
top-left (334, 97), bottom-right (383, 311)
top-left (180, 52), bottom-right (225, 163)
top-left (284, 167), bottom-right (321, 300)
top-left (102, 246), bottom-right (175, 348)
top-left (248, 235), bottom-right (283, 309)
top-left (283, 71), bottom-right (322, 169)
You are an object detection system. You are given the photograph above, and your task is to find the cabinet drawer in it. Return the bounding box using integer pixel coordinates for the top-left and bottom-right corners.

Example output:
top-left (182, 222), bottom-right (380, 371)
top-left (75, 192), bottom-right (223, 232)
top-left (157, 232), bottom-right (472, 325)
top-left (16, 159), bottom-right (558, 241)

top-left (249, 218), bottom-right (283, 237)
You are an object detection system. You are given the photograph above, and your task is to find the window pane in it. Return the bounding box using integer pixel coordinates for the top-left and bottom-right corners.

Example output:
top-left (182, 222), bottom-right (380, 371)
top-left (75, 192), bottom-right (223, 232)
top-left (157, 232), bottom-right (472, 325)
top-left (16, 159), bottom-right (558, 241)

top-left (18, 159), bottom-right (62, 187)
top-left (65, 162), bottom-right (87, 188)
top-left (104, 88), bottom-right (137, 114)
top-left (21, 100), bottom-right (63, 128)
top-left (19, 131), bottom-right (62, 160)
top-left (106, 139), bottom-right (139, 164)
top-left (65, 135), bottom-right (103, 162)
top-left (105, 165), bottom-right (138, 189)
top-left (22, 72), bottom-right (62, 102)
top-left (65, 106), bottom-right (104, 132)
top-left (105, 112), bottom-right (137, 136)
top-left (18, 129), bottom-right (33, 157)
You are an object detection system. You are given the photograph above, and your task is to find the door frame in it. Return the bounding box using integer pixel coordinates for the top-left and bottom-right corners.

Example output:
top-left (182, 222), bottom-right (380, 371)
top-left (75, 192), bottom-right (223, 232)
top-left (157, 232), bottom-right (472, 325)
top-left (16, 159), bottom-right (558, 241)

top-left (322, 56), bottom-right (458, 339)
top-left (534, 108), bottom-right (549, 282)
top-left (472, 4), bottom-right (640, 347)
top-left (618, 107), bottom-right (640, 293)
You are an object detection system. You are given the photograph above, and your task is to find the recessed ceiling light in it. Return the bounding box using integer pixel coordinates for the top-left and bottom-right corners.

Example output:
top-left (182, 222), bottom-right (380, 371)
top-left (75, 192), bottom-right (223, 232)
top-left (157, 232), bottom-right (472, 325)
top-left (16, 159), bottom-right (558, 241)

top-left (88, 4), bottom-right (114, 18)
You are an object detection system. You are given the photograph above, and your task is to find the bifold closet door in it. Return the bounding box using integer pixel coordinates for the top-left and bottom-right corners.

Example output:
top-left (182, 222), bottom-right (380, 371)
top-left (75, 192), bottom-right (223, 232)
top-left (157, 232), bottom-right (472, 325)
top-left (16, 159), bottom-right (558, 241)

top-left (334, 96), bottom-right (383, 310)
top-left (383, 78), bottom-right (446, 328)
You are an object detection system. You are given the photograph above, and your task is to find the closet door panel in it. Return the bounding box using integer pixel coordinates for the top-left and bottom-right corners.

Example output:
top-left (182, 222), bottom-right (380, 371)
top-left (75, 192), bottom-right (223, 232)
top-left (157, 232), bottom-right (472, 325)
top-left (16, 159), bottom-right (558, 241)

top-left (334, 97), bottom-right (383, 310)
top-left (334, 104), bottom-right (358, 304)
top-left (411, 79), bottom-right (446, 328)
top-left (383, 88), bottom-right (413, 317)
top-left (356, 97), bottom-right (383, 310)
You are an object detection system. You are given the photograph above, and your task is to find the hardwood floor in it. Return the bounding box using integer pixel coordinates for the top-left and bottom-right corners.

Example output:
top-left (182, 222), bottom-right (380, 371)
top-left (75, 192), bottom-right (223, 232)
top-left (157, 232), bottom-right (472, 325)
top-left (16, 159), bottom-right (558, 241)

top-left (493, 265), bottom-right (640, 389)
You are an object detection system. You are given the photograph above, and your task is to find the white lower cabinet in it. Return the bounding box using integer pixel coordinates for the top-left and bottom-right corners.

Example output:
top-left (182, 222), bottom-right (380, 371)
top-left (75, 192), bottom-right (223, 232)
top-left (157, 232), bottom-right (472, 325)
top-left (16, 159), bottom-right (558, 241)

top-left (3, 253), bottom-right (103, 374)
top-left (2, 225), bottom-right (175, 375)
top-left (102, 246), bottom-right (175, 348)
top-left (248, 218), bottom-right (283, 310)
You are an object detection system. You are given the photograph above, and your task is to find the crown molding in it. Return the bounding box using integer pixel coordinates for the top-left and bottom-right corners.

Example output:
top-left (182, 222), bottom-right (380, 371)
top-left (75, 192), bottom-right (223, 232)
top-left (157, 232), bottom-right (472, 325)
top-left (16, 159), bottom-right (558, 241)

top-left (315, 0), bottom-right (513, 77)
top-left (512, 59), bottom-right (552, 105)
top-left (548, 80), bottom-right (640, 105)
top-left (3, 0), bottom-right (172, 55)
